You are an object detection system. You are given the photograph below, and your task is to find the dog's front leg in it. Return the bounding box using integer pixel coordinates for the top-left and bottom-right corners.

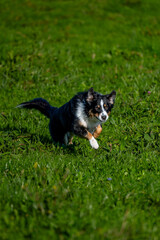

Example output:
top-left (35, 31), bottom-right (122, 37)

top-left (73, 125), bottom-right (99, 149)
top-left (93, 124), bottom-right (102, 139)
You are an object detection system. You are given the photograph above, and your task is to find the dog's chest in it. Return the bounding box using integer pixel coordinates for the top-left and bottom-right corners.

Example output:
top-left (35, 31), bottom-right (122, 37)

top-left (87, 119), bottom-right (99, 133)
top-left (79, 117), bottom-right (100, 133)
top-left (76, 101), bottom-right (100, 133)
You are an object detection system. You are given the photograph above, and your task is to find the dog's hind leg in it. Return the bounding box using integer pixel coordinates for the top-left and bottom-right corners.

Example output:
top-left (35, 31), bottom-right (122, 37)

top-left (49, 121), bottom-right (65, 145)
top-left (64, 132), bottom-right (74, 145)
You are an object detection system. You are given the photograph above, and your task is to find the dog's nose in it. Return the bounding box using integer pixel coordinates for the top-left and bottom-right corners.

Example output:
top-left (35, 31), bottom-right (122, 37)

top-left (102, 115), bottom-right (106, 120)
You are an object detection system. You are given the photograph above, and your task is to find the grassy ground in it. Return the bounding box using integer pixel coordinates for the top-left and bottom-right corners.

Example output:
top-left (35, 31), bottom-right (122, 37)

top-left (0, 0), bottom-right (160, 239)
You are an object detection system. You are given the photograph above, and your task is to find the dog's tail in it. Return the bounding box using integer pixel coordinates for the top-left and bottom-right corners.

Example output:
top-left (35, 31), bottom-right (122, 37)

top-left (16, 98), bottom-right (56, 118)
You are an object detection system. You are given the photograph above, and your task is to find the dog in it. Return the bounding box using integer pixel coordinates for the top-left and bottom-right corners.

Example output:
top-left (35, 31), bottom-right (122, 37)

top-left (16, 88), bottom-right (116, 149)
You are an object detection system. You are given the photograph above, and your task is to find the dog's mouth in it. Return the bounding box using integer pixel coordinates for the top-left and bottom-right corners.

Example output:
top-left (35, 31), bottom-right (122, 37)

top-left (95, 116), bottom-right (105, 123)
top-left (95, 114), bottom-right (108, 123)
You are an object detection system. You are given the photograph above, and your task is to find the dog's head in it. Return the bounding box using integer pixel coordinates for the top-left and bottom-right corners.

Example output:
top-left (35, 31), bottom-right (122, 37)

top-left (86, 87), bottom-right (116, 122)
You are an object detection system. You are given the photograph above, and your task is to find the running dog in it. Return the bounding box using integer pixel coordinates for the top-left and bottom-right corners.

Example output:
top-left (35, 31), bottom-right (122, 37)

top-left (16, 88), bottom-right (116, 149)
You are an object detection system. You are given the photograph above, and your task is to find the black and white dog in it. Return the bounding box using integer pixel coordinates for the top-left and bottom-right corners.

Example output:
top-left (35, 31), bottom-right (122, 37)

top-left (17, 88), bottom-right (116, 149)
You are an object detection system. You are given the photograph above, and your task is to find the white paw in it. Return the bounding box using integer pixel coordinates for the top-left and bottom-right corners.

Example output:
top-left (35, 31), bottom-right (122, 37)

top-left (89, 137), bottom-right (99, 149)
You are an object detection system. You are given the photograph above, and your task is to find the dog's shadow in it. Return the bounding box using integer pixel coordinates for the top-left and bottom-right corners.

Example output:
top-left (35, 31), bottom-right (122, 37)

top-left (1, 124), bottom-right (77, 153)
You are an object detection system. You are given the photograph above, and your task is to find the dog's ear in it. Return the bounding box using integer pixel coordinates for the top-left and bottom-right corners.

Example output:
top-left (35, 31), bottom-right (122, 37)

top-left (107, 90), bottom-right (116, 104)
top-left (87, 87), bottom-right (94, 102)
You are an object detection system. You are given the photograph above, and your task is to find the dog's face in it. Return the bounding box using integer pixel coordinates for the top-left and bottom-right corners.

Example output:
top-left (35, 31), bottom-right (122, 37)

top-left (86, 88), bottom-right (116, 122)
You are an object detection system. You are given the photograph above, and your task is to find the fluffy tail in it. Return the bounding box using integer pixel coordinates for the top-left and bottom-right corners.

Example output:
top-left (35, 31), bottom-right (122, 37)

top-left (16, 98), bottom-right (53, 118)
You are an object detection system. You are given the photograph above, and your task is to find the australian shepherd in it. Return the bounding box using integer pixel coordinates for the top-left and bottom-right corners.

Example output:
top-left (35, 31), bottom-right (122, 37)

top-left (17, 88), bottom-right (116, 149)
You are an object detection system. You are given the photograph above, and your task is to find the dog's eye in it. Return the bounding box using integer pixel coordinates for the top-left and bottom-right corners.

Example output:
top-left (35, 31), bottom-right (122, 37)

top-left (104, 104), bottom-right (107, 109)
top-left (95, 105), bottom-right (101, 111)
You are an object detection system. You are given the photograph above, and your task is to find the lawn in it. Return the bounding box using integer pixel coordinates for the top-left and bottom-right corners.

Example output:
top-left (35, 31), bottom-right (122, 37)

top-left (0, 0), bottom-right (160, 239)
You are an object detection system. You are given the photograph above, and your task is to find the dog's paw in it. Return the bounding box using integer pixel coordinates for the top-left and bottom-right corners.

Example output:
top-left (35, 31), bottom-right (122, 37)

top-left (89, 137), bottom-right (99, 149)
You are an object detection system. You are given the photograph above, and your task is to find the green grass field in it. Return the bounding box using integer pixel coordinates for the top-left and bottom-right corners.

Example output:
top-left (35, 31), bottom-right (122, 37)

top-left (0, 0), bottom-right (160, 239)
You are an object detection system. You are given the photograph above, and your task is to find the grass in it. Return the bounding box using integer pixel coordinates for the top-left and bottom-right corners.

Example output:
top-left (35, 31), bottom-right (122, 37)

top-left (0, 0), bottom-right (160, 239)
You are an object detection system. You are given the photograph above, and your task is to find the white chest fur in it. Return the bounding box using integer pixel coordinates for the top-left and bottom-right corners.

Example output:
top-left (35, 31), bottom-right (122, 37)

top-left (87, 118), bottom-right (100, 133)
top-left (76, 101), bottom-right (100, 133)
